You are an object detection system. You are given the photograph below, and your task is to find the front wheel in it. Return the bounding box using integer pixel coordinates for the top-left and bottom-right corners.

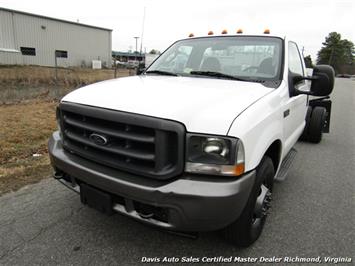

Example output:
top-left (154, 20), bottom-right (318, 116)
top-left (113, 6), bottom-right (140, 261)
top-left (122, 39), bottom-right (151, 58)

top-left (222, 156), bottom-right (274, 247)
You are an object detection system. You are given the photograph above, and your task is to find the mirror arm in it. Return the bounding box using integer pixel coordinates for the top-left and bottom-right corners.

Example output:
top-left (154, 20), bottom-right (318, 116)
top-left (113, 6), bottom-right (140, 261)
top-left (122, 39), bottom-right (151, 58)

top-left (293, 75), bottom-right (319, 96)
top-left (293, 75), bottom-right (317, 84)
top-left (294, 88), bottom-right (314, 96)
top-left (303, 76), bottom-right (318, 81)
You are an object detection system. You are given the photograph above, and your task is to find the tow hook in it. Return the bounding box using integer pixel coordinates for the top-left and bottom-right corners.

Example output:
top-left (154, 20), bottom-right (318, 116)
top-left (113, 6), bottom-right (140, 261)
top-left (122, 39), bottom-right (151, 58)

top-left (53, 170), bottom-right (64, 180)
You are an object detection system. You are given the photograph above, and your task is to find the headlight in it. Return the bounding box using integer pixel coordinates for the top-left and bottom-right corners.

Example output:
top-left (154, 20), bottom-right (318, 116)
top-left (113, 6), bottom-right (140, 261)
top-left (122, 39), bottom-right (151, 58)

top-left (185, 134), bottom-right (245, 176)
top-left (202, 138), bottom-right (229, 157)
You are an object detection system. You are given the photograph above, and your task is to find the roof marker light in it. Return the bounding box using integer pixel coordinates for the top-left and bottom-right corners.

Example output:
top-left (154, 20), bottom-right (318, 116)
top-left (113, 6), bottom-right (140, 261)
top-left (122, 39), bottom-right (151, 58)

top-left (237, 28), bottom-right (243, 34)
top-left (264, 29), bottom-right (270, 34)
top-left (221, 29), bottom-right (228, 34)
top-left (188, 33), bottom-right (194, 37)
top-left (208, 30), bottom-right (214, 35)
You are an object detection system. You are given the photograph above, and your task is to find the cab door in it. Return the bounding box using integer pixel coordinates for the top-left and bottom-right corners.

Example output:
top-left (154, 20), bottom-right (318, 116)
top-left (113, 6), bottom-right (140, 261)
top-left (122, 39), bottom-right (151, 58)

top-left (283, 41), bottom-right (308, 154)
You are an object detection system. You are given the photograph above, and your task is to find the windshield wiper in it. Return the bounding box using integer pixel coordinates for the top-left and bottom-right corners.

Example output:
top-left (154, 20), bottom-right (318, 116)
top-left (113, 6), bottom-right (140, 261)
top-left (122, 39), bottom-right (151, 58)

top-left (145, 70), bottom-right (179, 76)
top-left (190, 71), bottom-right (248, 81)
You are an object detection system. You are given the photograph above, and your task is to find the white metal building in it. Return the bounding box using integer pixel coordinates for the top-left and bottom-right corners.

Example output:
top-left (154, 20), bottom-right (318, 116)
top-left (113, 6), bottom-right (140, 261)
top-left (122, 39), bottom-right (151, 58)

top-left (0, 7), bottom-right (112, 67)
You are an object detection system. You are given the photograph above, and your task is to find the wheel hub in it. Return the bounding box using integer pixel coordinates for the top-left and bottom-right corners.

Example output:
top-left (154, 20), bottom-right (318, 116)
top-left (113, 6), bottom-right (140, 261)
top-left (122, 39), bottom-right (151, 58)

top-left (253, 184), bottom-right (272, 220)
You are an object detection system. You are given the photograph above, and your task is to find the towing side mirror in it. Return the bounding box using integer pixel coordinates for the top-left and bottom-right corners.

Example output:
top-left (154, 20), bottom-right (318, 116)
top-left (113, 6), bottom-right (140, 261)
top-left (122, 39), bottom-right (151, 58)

top-left (310, 65), bottom-right (334, 96)
top-left (293, 65), bottom-right (335, 96)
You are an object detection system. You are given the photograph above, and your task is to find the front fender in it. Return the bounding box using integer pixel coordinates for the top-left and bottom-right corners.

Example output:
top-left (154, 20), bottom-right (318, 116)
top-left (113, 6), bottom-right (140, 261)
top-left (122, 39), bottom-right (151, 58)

top-left (228, 90), bottom-right (284, 171)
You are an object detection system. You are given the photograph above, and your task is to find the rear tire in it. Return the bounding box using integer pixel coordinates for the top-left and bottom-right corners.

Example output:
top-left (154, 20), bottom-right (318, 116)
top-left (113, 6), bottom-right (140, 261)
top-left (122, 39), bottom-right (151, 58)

top-left (309, 107), bottom-right (327, 143)
top-left (222, 156), bottom-right (274, 247)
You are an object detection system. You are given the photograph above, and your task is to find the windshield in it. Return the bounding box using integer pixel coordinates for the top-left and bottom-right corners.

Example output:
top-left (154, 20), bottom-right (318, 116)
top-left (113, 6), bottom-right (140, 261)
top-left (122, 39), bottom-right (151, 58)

top-left (146, 36), bottom-right (283, 81)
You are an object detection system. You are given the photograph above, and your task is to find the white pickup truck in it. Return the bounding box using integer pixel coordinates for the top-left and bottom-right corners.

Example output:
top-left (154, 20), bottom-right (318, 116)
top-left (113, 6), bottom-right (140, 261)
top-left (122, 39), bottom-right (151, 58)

top-left (49, 33), bottom-right (334, 247)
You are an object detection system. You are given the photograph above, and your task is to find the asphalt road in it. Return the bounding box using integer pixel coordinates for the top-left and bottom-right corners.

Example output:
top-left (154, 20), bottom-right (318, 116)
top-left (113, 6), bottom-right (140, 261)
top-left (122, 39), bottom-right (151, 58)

top-left (0, 78), bottom-right (354, 266)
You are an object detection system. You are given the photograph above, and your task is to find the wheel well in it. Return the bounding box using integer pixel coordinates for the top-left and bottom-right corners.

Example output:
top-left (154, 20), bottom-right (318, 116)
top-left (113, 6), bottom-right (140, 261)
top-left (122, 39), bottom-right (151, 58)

top-left (264, 140), bottom-right (282, 172)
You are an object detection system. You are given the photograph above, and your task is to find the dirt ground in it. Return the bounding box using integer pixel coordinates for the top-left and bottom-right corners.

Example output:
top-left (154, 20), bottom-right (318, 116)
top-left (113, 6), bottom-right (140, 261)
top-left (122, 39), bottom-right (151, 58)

top-left (0, 100), bottom-right (57, 195)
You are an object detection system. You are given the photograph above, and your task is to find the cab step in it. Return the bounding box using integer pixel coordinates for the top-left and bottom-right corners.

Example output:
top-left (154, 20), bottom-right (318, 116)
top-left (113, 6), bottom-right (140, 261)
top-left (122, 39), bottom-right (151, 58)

top-left (275, 148), bottom-right (297, 182)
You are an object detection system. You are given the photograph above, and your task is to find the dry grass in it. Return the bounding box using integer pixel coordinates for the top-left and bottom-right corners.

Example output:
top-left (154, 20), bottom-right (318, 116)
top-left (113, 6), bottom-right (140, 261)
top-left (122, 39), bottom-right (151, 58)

top-left (0, 100), bottom-right (58, 195)
top-left (0, 65), bottom-right (132, 104)
top-left (0, 65), bottom-right (132, 194)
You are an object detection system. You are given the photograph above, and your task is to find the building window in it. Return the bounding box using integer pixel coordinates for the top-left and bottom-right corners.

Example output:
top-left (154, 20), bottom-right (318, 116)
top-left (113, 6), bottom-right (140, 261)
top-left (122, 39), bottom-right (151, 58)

top-left (20, 47), bottom-right (36, 56)
top-left (55, 50), bottom-right (68, 58)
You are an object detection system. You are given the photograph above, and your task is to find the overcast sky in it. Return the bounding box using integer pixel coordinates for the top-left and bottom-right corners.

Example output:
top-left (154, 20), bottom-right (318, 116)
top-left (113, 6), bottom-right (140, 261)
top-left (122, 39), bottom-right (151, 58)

top-left (1, 0), bottom-right (354, 61)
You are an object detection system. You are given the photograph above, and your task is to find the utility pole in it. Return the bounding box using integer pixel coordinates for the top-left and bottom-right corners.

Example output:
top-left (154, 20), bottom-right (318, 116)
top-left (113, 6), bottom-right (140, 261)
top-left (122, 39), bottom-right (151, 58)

top-left (134, 37), bottom-right (139, 54)
top-left (133, 36), bottom-right (139, 65)
top-left (328, 46), bottom-right (334, 66)
top-left (140, 7), bottom-right (146, 55)
top-left (54, 51), bottom-right (59, 98)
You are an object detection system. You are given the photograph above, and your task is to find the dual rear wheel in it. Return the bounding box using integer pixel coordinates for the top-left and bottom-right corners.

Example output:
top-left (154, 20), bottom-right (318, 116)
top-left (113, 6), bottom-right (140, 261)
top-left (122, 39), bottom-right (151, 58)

top-left (300, 106), bottom-right (327, 143)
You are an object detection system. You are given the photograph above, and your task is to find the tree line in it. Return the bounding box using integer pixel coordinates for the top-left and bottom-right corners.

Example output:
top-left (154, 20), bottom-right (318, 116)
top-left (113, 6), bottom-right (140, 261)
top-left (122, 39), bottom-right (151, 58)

top-left (304, 32), bottom-right (354, 75)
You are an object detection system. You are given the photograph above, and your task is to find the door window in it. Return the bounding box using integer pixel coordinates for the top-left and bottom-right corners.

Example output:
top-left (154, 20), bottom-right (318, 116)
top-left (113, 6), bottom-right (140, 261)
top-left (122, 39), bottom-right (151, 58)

top-left (288, 42), bottom-right (304, 76)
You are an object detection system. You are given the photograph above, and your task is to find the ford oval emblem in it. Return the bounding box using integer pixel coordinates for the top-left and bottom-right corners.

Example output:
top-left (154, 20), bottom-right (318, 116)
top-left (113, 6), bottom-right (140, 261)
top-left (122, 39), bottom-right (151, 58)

top-left (89, 133), bottom-right (108, 146)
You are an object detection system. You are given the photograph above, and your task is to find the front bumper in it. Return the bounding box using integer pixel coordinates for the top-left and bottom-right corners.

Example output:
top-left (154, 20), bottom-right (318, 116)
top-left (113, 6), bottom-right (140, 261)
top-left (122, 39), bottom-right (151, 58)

top-left (48, 132), bottom-right (255, 232)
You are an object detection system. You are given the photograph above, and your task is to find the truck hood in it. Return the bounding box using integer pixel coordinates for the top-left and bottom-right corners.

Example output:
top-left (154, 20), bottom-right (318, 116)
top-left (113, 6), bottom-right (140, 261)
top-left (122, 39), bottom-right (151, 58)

top-left (62, 75), bottom-right (273, 135)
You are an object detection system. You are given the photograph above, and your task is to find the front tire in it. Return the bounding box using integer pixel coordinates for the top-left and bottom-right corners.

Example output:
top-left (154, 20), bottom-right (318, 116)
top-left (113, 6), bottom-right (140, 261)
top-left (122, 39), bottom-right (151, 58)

top-left (222, 156), bottom-right (275, 247)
